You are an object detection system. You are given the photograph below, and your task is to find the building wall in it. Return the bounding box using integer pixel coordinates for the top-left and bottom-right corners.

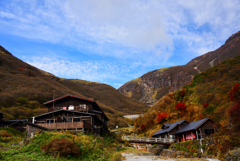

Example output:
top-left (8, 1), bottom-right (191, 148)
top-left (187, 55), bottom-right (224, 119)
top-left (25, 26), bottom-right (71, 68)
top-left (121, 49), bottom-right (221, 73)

top-left (46, 97), bottom-right (94, 112)
top-left (27, 125), bottom-right (43, 138)
top-left (34, 111), bottom-right (93, 125)
top-left (198, 120), bottom-right (215, 138)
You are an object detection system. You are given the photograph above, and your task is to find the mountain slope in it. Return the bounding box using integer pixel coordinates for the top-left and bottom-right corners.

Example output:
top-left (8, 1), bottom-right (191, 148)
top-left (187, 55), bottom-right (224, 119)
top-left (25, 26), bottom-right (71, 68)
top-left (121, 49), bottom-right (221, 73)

top-left (0, 46), bottom-right (148, 127)
top-left (118, 31), bottom-right (240, 105)
top-left (134, 55), bottom-right (240, 137)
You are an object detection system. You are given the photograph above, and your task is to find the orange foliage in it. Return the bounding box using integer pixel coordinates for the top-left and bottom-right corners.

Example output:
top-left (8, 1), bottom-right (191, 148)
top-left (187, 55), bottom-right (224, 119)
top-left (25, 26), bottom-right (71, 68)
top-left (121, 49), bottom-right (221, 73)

top-left (156, 112), bottom-right (168, 123)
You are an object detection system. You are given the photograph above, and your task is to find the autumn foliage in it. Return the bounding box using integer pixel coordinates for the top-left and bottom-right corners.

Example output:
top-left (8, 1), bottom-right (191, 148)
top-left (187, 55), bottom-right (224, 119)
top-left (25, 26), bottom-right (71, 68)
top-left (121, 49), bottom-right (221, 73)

top-left (175, 102), bottom-right (187, 111)
top-left (156, 112), bottom-right (168, 123)
top-left (228, 99), bottom-right (240, 124)
top-left (204, 103), bottom-right (209, 109)
top-left (229, 83), bottom-right (240, 101)
top-left (139, 124), bottom-right (145, 131)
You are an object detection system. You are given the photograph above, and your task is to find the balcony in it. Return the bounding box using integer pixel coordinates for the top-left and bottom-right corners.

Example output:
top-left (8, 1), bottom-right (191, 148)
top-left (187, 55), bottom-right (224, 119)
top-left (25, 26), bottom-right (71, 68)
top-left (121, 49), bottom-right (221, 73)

top-left (36, 122), bottom-right (91, 130)
top-left (53, 106), bottom-right (92, 112)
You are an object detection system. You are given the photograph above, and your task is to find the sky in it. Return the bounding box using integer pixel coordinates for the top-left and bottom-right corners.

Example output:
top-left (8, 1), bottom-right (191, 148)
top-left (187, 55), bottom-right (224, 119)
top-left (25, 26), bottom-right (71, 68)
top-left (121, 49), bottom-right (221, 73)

top-left (0, 0), bottom-right (240, 89)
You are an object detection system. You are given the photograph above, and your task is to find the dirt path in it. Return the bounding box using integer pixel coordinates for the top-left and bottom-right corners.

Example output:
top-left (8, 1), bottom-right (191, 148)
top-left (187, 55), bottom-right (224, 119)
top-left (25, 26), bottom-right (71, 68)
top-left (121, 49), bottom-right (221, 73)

top-left (121, 153), bottom-right (220, 161)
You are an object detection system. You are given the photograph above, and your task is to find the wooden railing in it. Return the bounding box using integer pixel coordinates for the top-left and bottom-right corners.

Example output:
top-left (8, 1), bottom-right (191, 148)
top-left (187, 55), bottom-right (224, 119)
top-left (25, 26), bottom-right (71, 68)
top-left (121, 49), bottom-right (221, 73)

top-left (36, 122), bottom-right (91, 130)
top-left (122, 136), bottom-right (175, 144)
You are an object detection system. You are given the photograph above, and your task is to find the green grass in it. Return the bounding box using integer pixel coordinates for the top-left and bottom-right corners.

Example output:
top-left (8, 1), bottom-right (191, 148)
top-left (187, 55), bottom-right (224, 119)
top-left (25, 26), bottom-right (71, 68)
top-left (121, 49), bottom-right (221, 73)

top-left (0, 129), bottom-right (125, 161)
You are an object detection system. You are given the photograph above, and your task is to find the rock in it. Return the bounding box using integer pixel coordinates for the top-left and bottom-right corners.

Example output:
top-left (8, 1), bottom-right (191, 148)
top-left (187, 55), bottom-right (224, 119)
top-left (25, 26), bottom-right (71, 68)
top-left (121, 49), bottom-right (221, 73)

top-left (224, 149), bottom-right (240, 161)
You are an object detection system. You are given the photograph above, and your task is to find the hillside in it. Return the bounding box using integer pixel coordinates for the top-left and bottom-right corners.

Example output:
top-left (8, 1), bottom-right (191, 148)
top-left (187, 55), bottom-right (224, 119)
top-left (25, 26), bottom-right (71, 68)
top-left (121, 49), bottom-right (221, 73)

top-left (118, 31), bottom-right (240, 105)
top-left (0, 46), bottom-right (148, 127)
top-left (133, 55), bottom-right (240, 137)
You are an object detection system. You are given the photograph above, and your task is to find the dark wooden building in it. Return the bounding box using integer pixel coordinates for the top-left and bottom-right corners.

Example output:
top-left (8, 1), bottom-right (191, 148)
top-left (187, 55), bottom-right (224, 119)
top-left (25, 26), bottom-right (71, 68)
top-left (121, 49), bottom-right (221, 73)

top-left (152, 118), bottom-right (216, 143)
top-left (152, 119), bottom-right (189, 141)
top-left (30, 94), bottom-right (109, 136)
top-left (175, 118), bottom-right (216, 142)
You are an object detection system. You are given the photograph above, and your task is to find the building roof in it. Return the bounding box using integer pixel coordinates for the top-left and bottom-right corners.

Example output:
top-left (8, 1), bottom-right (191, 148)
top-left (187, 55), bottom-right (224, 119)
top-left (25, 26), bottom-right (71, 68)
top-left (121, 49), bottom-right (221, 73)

top-left (2, 119), bottom-right (28, 123)
top-left (152, 119), bottom-right (188, 137)
top-left (43, 94), bottom-right (94, 105)
top-left (175, 118), bottom-right (211, 134)
top-left (32, 109), bottom-right (95, 118)
top-left (43, 94), bottom-right (109, 121)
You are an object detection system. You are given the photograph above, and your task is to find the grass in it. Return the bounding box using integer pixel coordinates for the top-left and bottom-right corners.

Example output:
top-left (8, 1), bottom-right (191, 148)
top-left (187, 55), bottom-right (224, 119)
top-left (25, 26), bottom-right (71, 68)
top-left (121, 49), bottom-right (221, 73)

top-left (0, 128), bottom-right (126, 161)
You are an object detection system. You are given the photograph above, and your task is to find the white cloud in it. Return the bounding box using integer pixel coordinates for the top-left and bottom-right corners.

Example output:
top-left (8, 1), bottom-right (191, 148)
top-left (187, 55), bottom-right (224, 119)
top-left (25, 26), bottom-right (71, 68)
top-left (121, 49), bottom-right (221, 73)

top-left (1, 0), bottom-right (240, 79)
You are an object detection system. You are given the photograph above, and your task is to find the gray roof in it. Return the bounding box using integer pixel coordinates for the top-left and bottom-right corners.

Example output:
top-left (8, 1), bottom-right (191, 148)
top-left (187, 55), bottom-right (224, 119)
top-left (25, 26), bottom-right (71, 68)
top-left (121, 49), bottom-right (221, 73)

top-left (152, 119), bottom-right (187, 137)
top-left (175, 118), bottom-right (210, 134)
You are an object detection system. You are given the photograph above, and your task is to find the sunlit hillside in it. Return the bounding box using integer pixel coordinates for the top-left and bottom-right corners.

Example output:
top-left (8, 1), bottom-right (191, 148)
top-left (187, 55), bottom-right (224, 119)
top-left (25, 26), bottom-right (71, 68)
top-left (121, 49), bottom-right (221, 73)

top-left (134, 56), bottom-right (240, 137)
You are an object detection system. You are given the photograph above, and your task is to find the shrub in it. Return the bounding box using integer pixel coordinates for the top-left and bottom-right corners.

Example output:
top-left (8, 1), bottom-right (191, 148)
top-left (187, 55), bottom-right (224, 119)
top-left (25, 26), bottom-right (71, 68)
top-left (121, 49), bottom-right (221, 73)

top-left (229, 83), bottom-right (240, 101)
top-left (156, 112), bottom-right (168, 123)
top-left (175, 103), bottom-right (186, 111)
top-left (41, 138), bottom-right (79, 158)
top-left (139, 124), bottom-right (145, 131)
top-left (180, 89), bottom-right (185, 97)
top-left (228, 100), bottom-right (240, 124)
top-left (150, 119), bottom-right (154, 124)
top-left (204, 103), bottom-right (209, 109)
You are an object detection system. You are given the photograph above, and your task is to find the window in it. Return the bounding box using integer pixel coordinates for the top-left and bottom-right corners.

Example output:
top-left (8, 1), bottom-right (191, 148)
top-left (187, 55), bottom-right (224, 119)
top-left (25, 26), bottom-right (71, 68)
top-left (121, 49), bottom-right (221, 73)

top-left (73, 118), bottom-right (81, 122)
top-left (80, 104), bottom-right (87, 109)
top-left (68, 105), bottom-right (74, 110)
top-left (46, 119), bottom-right (55, 123)
top-left (205, 129), bottom-right (214, 135)
top-left (66, 118), bottom-right (72, 122)
top-left (170, 135), bottom-right (175, 139)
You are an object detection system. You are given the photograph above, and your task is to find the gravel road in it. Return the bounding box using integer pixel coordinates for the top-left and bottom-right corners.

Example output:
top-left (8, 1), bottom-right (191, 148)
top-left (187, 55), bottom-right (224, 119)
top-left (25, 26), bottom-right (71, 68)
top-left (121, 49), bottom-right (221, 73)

top-left (121, 153), bottom-right (220, 161)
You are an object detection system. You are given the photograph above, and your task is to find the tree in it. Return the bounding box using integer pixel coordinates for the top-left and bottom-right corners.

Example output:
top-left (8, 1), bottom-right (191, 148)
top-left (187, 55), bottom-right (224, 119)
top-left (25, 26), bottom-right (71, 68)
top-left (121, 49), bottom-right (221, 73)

top-left (229, 83), bottom-right (240, 101)
top-left (156, 112), bottom-right (168, 123)
top-left (175, 102), bottom-right (186, 111)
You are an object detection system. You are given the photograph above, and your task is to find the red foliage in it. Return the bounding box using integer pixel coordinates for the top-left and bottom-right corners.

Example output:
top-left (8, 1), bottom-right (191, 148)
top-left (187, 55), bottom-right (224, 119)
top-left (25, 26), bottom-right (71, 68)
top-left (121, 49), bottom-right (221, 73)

top-left (18, 67), bottom-right (26, 71)
top-left (175, 102), bottom-right (187, 111)
top-left (180, 89), bottom-right (185, 97)
top-left (204, 103), bottom-right (209, 109)
top-left (156, 112), bottom-right (168, 123)
top-left (229, 83), bottom-right (240, 101)
top-left (150, 119), bottom-right (154, 124)
top-left (139, 124), bottom-right (145, 131)
top-left (228, 100), bottom-right (240, 124)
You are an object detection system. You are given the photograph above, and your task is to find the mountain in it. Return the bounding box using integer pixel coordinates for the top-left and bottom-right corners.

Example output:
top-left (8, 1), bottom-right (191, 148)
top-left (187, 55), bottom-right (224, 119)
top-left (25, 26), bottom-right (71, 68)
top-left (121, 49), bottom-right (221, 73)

top-left (134, 55), bottom-right (240, 137)
top-left (118, 31), bottom-right (240, 105)
top-left (0, 45), bottom-right (148, 127)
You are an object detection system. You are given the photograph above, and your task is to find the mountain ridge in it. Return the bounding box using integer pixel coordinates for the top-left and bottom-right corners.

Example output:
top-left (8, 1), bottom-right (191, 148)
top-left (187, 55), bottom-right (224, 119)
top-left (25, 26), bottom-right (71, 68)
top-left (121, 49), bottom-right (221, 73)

top-left (0, 46), bottom-right (148, 127)
top-left (118, 31), bottom-right (240, 105)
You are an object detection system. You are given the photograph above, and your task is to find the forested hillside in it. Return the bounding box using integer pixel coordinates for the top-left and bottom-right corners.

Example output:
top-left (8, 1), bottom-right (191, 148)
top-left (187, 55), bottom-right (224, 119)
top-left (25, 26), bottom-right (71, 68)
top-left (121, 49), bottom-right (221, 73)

top-left (0, 46), bottom-right (148, 127)
top-left (134, 56), bottom-right (240, 137)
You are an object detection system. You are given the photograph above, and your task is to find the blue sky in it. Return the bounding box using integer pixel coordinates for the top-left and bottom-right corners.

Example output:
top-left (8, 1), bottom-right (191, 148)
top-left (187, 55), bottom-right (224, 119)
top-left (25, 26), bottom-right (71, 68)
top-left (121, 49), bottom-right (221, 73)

top-left (0, 0), bottom-right (240, 89)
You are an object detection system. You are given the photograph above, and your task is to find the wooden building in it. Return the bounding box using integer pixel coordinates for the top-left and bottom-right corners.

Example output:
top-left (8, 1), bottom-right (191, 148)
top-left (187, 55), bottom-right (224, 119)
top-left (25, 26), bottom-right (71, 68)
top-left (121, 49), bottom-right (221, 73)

top-left (152, 119), bottom-right (189, 141)
top-left (175, 118), bottom-right (216, 142)
top-left (152, 118), bottom-right (216, 143)
top-left (30, 94), bottom-right (109, 136)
